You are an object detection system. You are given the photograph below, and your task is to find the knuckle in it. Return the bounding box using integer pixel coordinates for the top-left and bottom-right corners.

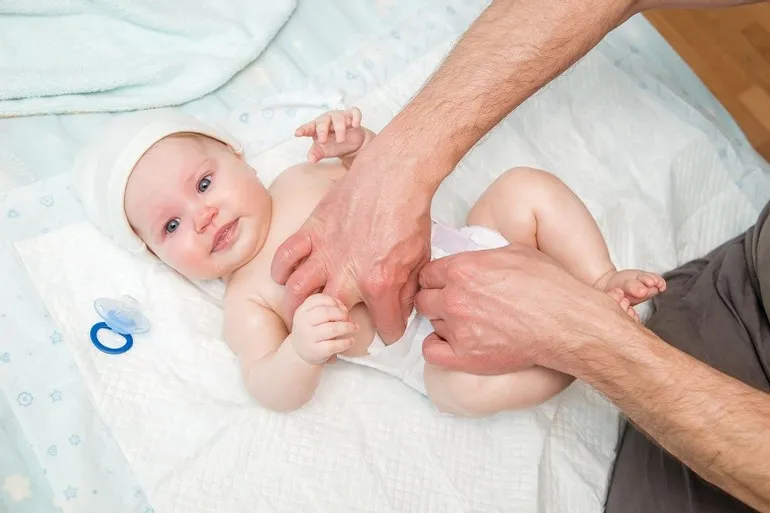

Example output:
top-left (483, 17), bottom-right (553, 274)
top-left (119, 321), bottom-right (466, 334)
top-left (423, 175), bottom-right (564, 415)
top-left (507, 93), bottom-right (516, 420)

top-left (446, 260), bottom-right (468, 282)
top-left (364, 262), bottom-right (408, 297)
top-left (444, 294), bottom-right (466, 318)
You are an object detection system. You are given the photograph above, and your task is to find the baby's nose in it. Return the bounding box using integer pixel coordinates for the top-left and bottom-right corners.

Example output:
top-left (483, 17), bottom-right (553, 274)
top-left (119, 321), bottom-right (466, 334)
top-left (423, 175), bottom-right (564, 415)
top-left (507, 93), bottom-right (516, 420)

top-left (194, 205), bottom-right (217, 233)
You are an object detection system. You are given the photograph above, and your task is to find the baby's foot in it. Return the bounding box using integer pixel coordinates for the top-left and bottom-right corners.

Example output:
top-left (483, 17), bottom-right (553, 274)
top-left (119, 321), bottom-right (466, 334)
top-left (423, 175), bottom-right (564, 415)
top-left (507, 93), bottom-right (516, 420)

top-left (595, 269), bottom-right (666, 305)
top-left (606, 288), bottom-right (641, 323)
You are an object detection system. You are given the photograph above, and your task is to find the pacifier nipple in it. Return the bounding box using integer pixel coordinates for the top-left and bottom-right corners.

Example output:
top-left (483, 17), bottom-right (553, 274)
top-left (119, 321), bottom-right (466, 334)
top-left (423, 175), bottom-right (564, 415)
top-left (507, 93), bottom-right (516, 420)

top-left (94, 295), bottom-right (151, 336)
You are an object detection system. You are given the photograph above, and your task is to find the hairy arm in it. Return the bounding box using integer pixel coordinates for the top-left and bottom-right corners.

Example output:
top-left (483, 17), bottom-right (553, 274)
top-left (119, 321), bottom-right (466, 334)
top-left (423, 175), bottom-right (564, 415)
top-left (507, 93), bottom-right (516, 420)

top-left (375, 0), bottom-right (762, 191)
top-left (376, 0), bottom-right (637, 189)
top-left (224, 297), bottom-right (322, 412)
top-left (560, 319), bottom-right (770, 511)
top-left (338, 127), bottom-right (376, 169)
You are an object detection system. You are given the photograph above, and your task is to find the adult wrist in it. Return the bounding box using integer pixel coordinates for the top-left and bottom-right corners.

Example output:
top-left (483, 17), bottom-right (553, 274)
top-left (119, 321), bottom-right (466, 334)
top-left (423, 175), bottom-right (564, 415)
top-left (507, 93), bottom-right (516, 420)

top-left (544, 308), bottom-right (645, 380)
top-left (366, 108), bottom-right (459, 195)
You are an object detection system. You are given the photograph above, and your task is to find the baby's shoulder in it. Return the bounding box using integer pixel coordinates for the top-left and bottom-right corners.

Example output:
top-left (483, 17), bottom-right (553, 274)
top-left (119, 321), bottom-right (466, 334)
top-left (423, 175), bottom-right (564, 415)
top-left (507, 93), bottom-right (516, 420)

top-left (224, 270), bottom-right (271, 311)
top-left (270, 161), bottom-right (346, 192)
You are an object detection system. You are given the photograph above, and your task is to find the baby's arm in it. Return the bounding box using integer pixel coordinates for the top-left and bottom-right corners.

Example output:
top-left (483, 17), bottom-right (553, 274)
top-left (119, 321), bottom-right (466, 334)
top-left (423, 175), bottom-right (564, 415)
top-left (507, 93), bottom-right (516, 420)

top-left (295, 107), bottom-right (376, 169)
top-left (224, 294), bottom-right (356, 412)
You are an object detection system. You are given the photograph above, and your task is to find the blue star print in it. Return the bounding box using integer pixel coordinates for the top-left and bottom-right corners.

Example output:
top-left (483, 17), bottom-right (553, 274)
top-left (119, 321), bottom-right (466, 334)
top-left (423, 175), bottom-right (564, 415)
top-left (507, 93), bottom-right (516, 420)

top-left (50, 390), bottom-right (63, 402)
top-left (64, 486), bottom-right (77, 500)
top-left (50, 331), bottom-right (62, 344)
top-left (16, 392), bottom-right (33, 407)
top-left (69, 434), bottom-right (81, 446)
top-left (0, 352), bottom-right (9, 363)
top-left (47, 445), bottom-right (58, 456)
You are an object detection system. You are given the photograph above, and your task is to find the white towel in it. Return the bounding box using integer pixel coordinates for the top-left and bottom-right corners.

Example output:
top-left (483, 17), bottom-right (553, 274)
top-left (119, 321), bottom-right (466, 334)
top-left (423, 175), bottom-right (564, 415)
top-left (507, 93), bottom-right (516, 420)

top-left (0, 0), bottom-right (296, 116)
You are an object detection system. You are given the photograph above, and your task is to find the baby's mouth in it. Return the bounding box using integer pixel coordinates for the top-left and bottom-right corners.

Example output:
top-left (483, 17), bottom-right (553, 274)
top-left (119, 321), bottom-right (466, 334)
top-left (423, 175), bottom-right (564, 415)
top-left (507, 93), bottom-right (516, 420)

top-left (212, 219), bottom-right (239, 253)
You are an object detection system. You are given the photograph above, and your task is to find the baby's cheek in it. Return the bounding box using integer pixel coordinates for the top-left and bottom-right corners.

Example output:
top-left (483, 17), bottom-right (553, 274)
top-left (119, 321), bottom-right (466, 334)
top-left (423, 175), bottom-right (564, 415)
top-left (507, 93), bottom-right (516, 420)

top-left (160, 241), bottom-right (210, 279)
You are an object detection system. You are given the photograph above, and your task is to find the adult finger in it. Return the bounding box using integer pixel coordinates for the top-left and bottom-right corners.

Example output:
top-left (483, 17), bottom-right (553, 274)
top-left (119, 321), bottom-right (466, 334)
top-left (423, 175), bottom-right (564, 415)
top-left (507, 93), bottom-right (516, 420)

top-left (418, 256), bottom-right (451, 289)
top-left (323, 273), bottom-right (361, 312)
top-left (421, 332), bottom-right (463, 370)
top-left (398, 266), bottom-right (421, 325)
top-left (364, 280), bottom-right (406, 343)
top-left (414, 288), bottom-right (444, 320)
top-left (282, 258), bottom-right (328, 321)
top-left (428, 319), bottom-right (448, 340)
top-left (271, 232), bottom-right (313, 285)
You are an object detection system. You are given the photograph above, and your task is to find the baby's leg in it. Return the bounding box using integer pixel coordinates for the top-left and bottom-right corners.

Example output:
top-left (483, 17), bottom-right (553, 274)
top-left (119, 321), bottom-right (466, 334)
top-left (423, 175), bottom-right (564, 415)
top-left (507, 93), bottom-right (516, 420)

top-left (464, 167), bottom-right (664, 299)
top-left (424, 167), bottom-right (663, 416)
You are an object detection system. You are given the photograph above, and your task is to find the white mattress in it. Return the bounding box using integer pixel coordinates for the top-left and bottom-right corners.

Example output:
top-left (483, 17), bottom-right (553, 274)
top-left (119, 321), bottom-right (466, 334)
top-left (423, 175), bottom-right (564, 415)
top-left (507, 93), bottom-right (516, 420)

top-left (2, 1), bottom-right (770, 513)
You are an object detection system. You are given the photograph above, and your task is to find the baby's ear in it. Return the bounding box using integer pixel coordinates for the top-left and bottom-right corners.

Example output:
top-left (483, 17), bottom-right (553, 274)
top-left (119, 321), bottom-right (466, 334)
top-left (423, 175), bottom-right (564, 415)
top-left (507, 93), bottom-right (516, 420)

top-left (232, 145), bottom-right (244, 160)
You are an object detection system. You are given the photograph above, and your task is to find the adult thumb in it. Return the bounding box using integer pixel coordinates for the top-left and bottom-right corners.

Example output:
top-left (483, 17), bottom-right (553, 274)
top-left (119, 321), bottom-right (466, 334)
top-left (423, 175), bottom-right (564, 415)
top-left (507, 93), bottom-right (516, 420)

top-left (421, 333), bottom-right (463, 371)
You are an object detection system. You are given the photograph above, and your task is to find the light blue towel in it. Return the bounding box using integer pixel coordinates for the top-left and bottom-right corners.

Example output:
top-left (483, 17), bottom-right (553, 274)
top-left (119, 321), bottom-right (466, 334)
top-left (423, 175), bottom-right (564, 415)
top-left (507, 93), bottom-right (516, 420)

top-left (0, 0), bottom-right (297, 117)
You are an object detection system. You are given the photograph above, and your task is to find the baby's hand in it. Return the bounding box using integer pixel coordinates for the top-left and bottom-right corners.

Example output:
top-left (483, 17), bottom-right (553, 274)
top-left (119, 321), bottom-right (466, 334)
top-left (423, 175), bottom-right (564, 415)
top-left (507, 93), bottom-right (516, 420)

top-left (295, 107), bottom-right (367, 163)
top-left (290, 293), bottom-right (358, 365)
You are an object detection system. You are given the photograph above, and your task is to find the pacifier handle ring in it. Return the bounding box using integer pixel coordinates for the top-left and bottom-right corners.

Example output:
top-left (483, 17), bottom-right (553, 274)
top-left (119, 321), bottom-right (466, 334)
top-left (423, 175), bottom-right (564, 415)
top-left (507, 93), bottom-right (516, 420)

top-left (89, 322), bottom-right (134, 355)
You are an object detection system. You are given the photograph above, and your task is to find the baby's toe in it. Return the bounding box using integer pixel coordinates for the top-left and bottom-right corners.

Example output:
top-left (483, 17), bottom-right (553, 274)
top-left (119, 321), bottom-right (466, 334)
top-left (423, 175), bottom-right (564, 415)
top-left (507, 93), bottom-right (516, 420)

top-left (625, 279), bottom-right (650, 299)
top-left (607, 288), bottom-right (625, 303)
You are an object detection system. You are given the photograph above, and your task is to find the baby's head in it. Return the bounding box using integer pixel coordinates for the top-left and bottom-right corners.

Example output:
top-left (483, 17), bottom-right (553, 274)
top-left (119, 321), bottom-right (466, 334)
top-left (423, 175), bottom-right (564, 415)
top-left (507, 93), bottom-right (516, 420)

top-left (72, 109), bottom-right (271, 281)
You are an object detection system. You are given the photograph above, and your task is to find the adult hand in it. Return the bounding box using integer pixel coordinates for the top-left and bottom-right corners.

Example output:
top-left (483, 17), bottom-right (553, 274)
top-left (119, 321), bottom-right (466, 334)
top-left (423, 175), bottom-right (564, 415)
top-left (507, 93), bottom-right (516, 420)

top-left (271, 133), bottom-right (436, 343)
top-left (414, 243), bottom-right (632, 375)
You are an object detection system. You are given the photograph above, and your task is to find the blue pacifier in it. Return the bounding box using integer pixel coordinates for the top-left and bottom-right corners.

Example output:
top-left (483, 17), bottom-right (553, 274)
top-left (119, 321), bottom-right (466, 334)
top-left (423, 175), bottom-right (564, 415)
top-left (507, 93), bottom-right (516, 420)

top-left (90, 295), bottom-right (150, 355)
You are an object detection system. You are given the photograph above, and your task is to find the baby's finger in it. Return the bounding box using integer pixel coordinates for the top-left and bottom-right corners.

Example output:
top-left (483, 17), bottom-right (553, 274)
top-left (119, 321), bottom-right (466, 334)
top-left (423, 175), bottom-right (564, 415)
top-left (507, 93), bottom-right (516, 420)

top-left (331, 113), bottom-right (347, 143)
top-left (320, 337), bottom-right (355, 358)
top-left (295, 122), bottom-right (315, 137)
top-left (316, 321), bottom-right (358, 341)
top-left (349, 107), bottom-right (362, 128)
top-left (300, 293), bottom-right (339, 312)
top-left (305, 305), bottom-right (349, 326)
top-left (315, 116), bottom-right (330, 143)
top-left (307, 143), bottom-right (325, 163)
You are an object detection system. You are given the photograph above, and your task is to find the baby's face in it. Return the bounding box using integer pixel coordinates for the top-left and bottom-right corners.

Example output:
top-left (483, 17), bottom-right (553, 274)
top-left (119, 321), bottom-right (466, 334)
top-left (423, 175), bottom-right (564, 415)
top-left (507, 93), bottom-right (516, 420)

top-left (124, 134), bottom-right (271, 280)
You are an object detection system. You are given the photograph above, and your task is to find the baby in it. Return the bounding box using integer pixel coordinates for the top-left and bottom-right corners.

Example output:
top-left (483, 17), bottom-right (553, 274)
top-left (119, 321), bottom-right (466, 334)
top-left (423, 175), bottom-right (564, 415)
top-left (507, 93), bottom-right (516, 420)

top-left (72, 107), bottom-right (665, 416)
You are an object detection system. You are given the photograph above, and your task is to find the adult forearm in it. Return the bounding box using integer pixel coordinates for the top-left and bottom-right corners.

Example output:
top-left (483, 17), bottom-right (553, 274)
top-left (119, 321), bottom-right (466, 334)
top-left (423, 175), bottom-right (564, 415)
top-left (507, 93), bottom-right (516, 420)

top-left (636, 0), bottom-right (763, 10)
top-left (566, 321), bottom-right (770, 511)
top-left (245, 340), bottom-right (323, 412)
top-left (377, 0), bottom-right (636, 190)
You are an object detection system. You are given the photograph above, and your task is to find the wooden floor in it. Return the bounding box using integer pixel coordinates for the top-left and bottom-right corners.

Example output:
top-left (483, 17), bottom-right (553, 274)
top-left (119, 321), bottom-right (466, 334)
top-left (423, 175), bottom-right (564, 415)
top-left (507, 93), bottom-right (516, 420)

top-left (645, 3), bottom-right (770, 162)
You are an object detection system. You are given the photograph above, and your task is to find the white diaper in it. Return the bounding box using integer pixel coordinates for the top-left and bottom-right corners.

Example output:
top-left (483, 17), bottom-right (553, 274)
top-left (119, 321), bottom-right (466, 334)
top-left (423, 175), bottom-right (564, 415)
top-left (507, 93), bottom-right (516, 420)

top-left (338, 220), bottom-right (509, 395)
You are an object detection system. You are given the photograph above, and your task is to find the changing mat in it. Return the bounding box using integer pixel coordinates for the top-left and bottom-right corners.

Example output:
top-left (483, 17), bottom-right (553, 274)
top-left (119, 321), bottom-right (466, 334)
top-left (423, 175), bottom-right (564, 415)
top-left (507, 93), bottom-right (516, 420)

top-left (12, 30), bottom-right (770, 513)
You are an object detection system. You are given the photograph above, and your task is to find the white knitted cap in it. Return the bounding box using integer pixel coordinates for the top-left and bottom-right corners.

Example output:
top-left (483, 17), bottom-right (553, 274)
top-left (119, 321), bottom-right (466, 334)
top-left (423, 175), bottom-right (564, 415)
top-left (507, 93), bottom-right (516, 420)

top-left (70, 108), bottom-right (242, 253)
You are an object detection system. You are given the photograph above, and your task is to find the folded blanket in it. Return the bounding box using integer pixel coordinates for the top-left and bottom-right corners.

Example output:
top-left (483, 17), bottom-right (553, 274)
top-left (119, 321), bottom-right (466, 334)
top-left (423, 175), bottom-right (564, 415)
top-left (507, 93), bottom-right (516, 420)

top-left (0, 0), bottom-right (296, 116)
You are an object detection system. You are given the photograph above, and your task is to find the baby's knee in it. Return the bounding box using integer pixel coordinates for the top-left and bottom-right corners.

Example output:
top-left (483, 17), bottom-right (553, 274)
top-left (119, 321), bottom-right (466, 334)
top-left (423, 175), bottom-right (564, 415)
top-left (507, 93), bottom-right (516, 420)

top-left (493, 166), bottom-right (564, 195)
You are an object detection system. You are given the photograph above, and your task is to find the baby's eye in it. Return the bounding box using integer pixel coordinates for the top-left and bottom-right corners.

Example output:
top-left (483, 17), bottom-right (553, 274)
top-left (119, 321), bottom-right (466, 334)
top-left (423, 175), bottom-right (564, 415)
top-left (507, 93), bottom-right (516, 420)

top-left (165, 218), bottom-right (180, 234)
top-left (197, 175), bottom-right (212, 193)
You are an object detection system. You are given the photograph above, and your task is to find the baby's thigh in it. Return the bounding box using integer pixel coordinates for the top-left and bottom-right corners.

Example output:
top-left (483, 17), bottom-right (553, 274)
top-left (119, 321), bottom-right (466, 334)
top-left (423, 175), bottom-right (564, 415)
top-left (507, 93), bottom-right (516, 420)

top-left (424, 363), bottom-right (575, 417)
top-left (466, 167), bottom-right (556, 248)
